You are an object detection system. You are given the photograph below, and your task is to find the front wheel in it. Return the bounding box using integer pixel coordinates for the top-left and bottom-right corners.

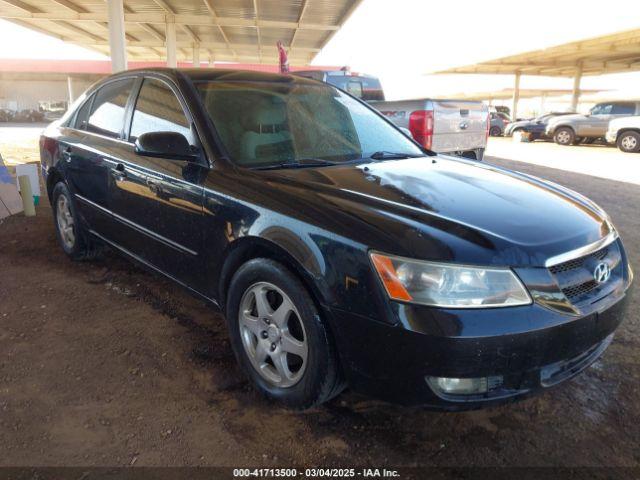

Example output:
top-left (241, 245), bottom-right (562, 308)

top-left (226, 258), bottom-right (344, 409)
top-left (554, 127), bottom-right (575, 146)
top-left (617, 131), bottom-right (640, 153)
top-left (489, 126), bottom-right (502, 136)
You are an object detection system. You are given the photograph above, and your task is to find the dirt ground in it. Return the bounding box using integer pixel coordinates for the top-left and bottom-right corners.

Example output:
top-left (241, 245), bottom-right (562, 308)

top-left (0, 143), bottom-right (639, 468)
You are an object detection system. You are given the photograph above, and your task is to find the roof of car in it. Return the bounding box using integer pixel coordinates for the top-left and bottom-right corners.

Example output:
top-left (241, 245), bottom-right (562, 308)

top-left (107, 67), bottom-right (319, 85)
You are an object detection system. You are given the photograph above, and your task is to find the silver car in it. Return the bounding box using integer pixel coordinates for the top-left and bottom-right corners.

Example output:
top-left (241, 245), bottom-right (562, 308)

top-left (546, 101), bottom-right (640, 146)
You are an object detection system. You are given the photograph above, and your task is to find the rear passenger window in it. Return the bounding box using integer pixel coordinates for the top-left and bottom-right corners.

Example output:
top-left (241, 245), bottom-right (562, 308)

top-left (74, 94), bottom-right (94, 130)
top-left (86, 78), bottom-right (135, 139)
top-left (611, 103), bottom-right (636, 115)
top-left (129, 78), bottom-right (194, 144)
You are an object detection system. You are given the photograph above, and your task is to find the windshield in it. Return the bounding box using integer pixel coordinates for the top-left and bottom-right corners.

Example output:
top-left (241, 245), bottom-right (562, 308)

top-left (195, 80), bottom-right (422, 168)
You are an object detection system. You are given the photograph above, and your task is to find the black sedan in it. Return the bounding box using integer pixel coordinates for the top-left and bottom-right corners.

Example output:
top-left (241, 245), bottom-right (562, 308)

top-left (505, 112), bottom-right (576, 140)
top-left (40, 69), bottom-right (632, 410)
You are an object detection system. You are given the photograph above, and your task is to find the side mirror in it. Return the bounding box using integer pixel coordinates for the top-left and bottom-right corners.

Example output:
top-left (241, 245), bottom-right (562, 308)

top-left (134, 131), bottom-right (198, 161)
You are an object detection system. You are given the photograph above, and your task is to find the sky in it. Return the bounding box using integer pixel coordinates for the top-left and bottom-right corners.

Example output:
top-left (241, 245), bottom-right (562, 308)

top-left (1, 0), bottom-right (639, 110)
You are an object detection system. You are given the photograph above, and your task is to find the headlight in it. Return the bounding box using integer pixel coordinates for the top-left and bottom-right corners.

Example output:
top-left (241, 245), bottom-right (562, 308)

top-left (370, 252), bottom-right (531, 308)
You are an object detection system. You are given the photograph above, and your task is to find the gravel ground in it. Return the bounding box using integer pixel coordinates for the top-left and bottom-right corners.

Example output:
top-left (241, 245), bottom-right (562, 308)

top-left (0, 155), bottom-right (638, 469)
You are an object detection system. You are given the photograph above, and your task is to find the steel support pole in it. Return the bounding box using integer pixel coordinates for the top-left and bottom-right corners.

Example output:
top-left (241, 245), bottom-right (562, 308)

top-left (106, 0), bottom-right (127, 72)
top-left (193, 44), bottom-right (201, 68)
top-left (511, 72), bottom-right (521, 121)
top-left (571, 63), bottom-right (583, 112)
top-left (66, 76), bottom-right (74, 104)
top-left (166, 21), bottom-right (177, 68)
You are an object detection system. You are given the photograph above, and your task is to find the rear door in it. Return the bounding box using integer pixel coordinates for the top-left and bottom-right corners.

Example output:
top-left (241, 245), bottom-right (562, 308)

top-left (431, 100), bottom-right (486, 153)
top-left (109, 76), bottom-right (207, 290)
top-left (64, 77), bottom-right (136, 235)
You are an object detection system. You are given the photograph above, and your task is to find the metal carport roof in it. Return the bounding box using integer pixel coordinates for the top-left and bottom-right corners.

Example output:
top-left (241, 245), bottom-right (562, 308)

top-left (431, 28), bottom-right (640, 118)
top-left (0, 0), bottom-right (364, 65)
top-left (433, 28), bottom-right (640, 77)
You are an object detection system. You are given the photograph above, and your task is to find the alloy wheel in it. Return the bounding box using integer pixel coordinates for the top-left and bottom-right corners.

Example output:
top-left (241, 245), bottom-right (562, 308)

top-left (238, 282), bottom-right (308, 388)
top-left (557, 131), bottom-right (571, 144)
top-left (56, 194), bottom-right (75, 249)
top-left (621, 135), bottom-right (638, 151)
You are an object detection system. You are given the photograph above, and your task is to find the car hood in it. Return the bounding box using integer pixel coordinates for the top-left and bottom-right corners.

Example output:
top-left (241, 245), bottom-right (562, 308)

top-left (609, 116), bottom-right (640, 128)
top-left (257, 156), bottom-right (613, 267)
top-left (509, 119), bottom-right (534, 128)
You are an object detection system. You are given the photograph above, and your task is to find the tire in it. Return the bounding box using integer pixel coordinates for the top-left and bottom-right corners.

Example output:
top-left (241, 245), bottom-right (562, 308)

top-left (617, 131), bottom-right (640, 153)
top-left (554, 127), bottom-right (575, 146)
top-left (51, 182), bottom-right (101, 261)
top-left (489, 126), bottom-right (502, 137)
top-left (226, 258), bottom-right (344, 409)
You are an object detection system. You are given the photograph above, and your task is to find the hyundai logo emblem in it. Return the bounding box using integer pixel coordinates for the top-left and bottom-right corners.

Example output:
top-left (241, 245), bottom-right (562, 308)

top-left (593, 262), bottom-right (611, 284)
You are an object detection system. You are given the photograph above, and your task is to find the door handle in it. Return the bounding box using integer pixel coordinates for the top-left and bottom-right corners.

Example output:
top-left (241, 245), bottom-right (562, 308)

top-left (111, 163), bottom-right (127, 179)
top-left (62, 146), bottom-right (72, 163)
top-left (146, 178), bottom-right (163, 195)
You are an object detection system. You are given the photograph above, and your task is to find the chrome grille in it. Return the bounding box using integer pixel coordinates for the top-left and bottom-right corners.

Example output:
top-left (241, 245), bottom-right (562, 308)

top-left (561, 280), bottom-right (598, 300)
top-left (549, 246), bottom-right (609, 275)
top-left (548, 241), bottom-right (622, 304)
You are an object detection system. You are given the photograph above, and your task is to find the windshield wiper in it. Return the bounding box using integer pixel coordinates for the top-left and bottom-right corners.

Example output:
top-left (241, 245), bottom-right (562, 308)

top-left (369, 151), bottom-right (422, 160)
top-left (252, 158), bottom-right (339, 170)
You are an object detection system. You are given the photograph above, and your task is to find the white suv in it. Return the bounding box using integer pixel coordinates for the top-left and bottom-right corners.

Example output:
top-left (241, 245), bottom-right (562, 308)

top-left (606, 116), bottom-right (640, 153)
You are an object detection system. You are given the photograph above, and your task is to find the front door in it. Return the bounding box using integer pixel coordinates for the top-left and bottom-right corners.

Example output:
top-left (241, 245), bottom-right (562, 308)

top-left (109, 77), bottom-right (207, 291)
top-left (580, 103), bottom-right (614, 137)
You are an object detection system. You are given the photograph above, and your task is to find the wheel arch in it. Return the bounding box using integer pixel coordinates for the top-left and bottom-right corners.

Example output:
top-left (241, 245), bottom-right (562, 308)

top-left (217, 236), bottom-right (329, 314)
top-left (46, 167), bottom-right (65, 204)
top-left (617, 127), bottom-right (640, 139)
top-left (554, 124), bottom-right (575, 134)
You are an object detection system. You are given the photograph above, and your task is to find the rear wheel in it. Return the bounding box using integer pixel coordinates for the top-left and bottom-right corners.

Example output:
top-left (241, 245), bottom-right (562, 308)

top-left (226, 258), bottom-right (344, 409)
top-left (52, 182), bottom-right (100, 261)
top-left (617, 131), bottom-right (640, 153)
top-left (489, 126), bottom-right (502, 136)
top-left (554, 127), bottom-right (575, 146)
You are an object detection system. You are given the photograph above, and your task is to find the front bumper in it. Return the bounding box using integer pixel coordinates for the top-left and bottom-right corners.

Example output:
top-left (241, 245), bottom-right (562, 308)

top-left (326, 287), bottom-right (630, 409)
top-left (606, 130), bottom-right (617, 144)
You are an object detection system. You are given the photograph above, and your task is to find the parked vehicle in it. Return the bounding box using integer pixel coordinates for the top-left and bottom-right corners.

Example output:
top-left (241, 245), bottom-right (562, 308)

top-left (373, 99), bottom-right (489, 160)
top-left (294, 69), bottom-right (385, 101)
top-left (495, 105), bottom-right (511, 118)
top-left (489, 112), bottom-right (507, 136)
top-left (546, 101), bottom-right (640, 146)
top-left (40, 68), bottom-right (632, 410)
top-left (505, 112), bottom-right (577, 140)
top-left (496, 112), bottom-right (512, 123)
top-left (296, 69), bottom-right (488, 161)
top-left (606, 116), bottom-right (640, 153)
top-left (0, 109), bottom-right (14, 122)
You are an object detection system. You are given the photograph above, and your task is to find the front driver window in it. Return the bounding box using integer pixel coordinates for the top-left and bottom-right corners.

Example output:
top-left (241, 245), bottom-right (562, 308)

top-left (590, 104), bottom-right (613, 115)
top-left (129, 78), bottom-right (194, 145)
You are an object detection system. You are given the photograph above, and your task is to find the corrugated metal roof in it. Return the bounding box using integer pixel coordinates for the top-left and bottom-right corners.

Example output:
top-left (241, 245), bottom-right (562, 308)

top-left (0, 0), bottom-right (364, 65)
top-left (434, 28), bottom-right (640, 77)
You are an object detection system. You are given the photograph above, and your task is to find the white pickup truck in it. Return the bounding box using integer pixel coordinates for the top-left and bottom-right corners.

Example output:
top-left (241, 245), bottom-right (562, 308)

top-left (606, 116), bottom-right (640, 153)
top-left (294, 70), bottom-right (489, 161)
top-left (371, 99), bottom-right (489, 160)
